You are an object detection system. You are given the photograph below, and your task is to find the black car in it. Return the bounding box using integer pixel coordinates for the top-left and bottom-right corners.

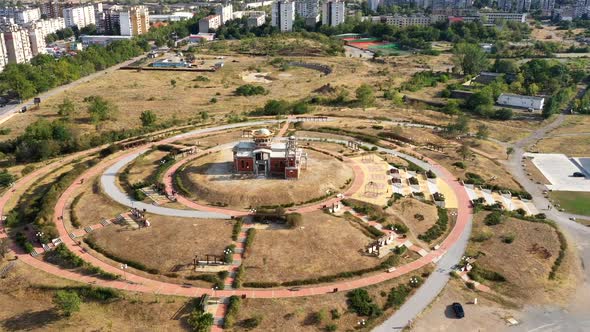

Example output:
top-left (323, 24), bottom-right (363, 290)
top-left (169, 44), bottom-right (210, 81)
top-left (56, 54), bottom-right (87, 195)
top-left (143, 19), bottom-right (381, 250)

top-left (573, 172), bottom-right (586, 178)
top-left (452, 302), bottom-right (465, 318)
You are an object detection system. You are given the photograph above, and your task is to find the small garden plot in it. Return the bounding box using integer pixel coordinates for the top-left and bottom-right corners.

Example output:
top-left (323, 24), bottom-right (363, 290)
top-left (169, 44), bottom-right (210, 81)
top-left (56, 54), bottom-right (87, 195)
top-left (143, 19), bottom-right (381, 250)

top-left (241, 211), bottom-right (379, 284)
top-left (87, 215), bottom-right (233, 275)
top-left (466, 212), bottom-right (563, 302)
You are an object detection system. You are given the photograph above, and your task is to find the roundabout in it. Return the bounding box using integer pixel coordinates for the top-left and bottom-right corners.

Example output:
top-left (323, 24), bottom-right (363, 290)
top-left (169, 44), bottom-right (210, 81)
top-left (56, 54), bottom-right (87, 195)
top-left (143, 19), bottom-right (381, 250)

top-left (0, 118), bottom-right (472, 330)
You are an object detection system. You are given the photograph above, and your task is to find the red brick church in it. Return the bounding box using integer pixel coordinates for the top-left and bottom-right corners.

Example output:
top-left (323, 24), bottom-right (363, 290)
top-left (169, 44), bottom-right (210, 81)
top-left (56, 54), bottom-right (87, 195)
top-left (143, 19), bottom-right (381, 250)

top-left (232, 128), bottom-right (307, 179)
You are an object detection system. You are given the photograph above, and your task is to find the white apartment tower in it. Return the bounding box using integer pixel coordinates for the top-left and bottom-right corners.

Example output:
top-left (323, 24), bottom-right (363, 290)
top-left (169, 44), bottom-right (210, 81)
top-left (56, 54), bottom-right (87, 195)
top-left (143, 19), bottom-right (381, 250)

top-left (2, 24), bottom-right (33, 64)
top-left (0, 33), bottom-right (7, 71)
top-left (296, 0), bottom-right (320, 26)
top-left (272, 0), bottom-right (295, 32)
top-left (119, 6), bottom-right (150, 36)
top-left (63, 5), bottom-right (96, 29)
top-left (0, 7), bottom-right (41, 24)
top-left (322, 0), bottom-right (346, 26)
top-left (214, 2), bottom-right (234, 24)
top-left (28, 27), bottom-right (47, 56)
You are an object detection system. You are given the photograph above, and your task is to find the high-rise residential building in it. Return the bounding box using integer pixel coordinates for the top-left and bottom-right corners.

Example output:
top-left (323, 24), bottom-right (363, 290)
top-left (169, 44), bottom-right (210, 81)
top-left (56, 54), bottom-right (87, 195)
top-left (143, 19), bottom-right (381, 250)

top-left (322, 0), bottom-right (346, 26)
top-left (214, 2), bottom-right (233, 24)
top-left (245, 11), bottom-right (267, 27)
top-left (198, 14), bottom-right (222, 33)
top-left (99, 6), bottom-right (123, 34)
top-left (2, 24), bottom-right (33, 64)
top-left (0, 32), bottom-right (7, 72)
top-left (63, 5), bottom-right (96, 29)
top-left (119, 6), bottom-right (149, 36)
top-left (368, 0), bottom-right (381, 11)
top-left (516, 0), bottom-right (532, 12)
top-left (296, 0), bottom-right (320, 26)
top-left (0, 7), bottom-right (41, 24)
top-left (574, 0), bottom-right (590, 18)
top-left (26, 18), bottom-right (66, 37)
top-left (272, 0), bottom-right (295, 32)
top-left (27, 27), bottom-right (46, 56)
top-left (536, 0), bottom-right (555, 14)
top-left (42, 0), bottom-right (65, 19)
top-left (497, 0), bottom-right (514, 12)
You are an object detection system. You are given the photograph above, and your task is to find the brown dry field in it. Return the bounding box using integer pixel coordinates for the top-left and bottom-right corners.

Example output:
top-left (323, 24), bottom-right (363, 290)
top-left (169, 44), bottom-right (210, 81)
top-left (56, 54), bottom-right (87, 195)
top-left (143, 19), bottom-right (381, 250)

top-left (242, 211), bottom-right (379, 283)
top-left (419, 146), bottom-right (522, 192)
top-left (0, 261), bottom-right (192, 331)
top-left (126, 149), bottom-right (169, 184)
top-left (467, 212), bottom-right (571, 303)
top-left (472, 118), bottom-right (541, 143)
top-left (71, 174), bottom-right (127, 228)
top-left (389, 197), bottom-right (438, 238)
top-left (530, 25), bottom-right (585, 44)
top-left (88, 214), bottom-right (233, 274)
top-left (180, 148), bottom-right (353, 208)
top-left (175, 128), bottom-right (248, 148)
top-left (533, 135), bottom-right (590, 156)
top-left (523, 157), bottom-right (551, 186)
top-left (228, 264), bottom-right (434, 332)
top-left (469, 139), bottom-right (508, 160)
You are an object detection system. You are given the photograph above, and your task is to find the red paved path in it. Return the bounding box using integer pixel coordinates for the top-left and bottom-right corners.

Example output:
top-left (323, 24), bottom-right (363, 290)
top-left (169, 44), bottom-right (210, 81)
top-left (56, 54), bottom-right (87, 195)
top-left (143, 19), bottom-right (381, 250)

top-left (0, 126), bottom-right (472, 303)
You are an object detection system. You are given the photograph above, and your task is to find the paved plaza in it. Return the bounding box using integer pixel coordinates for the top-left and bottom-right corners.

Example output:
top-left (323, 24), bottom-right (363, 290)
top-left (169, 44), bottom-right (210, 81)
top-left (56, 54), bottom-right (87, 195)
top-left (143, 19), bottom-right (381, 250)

top-left (526, 153), bottom-right (590, 191)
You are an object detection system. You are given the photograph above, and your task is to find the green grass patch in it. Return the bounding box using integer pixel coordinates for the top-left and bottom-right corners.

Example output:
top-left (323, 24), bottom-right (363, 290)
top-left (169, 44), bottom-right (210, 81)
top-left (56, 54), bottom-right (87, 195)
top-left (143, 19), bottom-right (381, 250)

top-left (549, 191), bottom-right (590, 217)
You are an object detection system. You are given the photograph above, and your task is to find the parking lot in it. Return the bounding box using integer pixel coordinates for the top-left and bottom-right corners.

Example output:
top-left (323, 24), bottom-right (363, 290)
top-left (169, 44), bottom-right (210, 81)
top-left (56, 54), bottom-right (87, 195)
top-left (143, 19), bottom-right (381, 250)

top-left (526, 153), bottom-right (590, 191)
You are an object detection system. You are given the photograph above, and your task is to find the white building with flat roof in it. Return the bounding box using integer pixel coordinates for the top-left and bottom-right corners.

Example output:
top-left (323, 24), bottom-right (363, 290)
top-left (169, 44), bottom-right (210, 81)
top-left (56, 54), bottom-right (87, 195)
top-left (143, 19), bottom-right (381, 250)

top-left (149, 12), bottom-right (194, 23)
top-left (0, 7), bottom-right (41, 24)
top-left (246, 11), bottom-right (266, 27)
top-left (497, 93), bottom-right (545, 111)
top-left (272, 0), bottom-right (295, 32)
top-left (63, 5), bottom-right (96, 29)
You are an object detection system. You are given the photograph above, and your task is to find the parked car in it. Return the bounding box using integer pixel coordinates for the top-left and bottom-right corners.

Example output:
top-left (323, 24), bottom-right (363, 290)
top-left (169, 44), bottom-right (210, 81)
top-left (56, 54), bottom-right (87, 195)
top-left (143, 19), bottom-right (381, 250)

top-left (452, 302), bottom-right (465, 318)
top-left (573, 172), bottom-right (585, 178)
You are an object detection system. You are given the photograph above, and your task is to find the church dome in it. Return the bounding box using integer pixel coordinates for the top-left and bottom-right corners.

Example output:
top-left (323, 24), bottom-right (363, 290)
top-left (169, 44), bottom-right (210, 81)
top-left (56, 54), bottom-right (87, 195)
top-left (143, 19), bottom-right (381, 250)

top-left (253, 128), bottom-right (272, 138)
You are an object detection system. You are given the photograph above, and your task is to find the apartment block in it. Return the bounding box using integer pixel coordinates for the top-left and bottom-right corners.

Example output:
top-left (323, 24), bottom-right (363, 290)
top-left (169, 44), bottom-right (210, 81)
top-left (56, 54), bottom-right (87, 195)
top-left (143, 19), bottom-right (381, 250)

top-left (41, 0), bottom-right (64, 19)
top-left (0, 7), bottom-right (41, 24)
top-left (245, 11), bottom-right (266, 27)
top-left (2, 24), bottom-right (33, 64)
top-left (26, 18), bottom-right (66, 37)
top-left (28, 27), bottom-right (46, 56)
top-left (119, 6), bottom-right (149, 36)
top-left (272, 0), bottom-right (295, 32)
top-left (199, 15), bottom-right (221, 33)
top-left (0, 32), bottom-right (7, 71)
top-left (63, 5), bottom-right (96, 29)
top-left (322, 0), bottom-right (346, 26)
top-left (214, 2), bottom-right (233, 24)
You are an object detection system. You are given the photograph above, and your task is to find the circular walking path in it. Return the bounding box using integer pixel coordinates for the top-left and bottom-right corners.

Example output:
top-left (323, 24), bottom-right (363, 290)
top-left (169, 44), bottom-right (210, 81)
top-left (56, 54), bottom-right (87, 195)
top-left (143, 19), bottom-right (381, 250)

top-left (0, 119), bottom-right (472, 301)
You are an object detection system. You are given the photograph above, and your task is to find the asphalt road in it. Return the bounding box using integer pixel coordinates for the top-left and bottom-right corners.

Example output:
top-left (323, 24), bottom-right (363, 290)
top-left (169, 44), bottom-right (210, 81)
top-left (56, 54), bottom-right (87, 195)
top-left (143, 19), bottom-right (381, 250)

top-left (503, 114), bottom-right (590, 332)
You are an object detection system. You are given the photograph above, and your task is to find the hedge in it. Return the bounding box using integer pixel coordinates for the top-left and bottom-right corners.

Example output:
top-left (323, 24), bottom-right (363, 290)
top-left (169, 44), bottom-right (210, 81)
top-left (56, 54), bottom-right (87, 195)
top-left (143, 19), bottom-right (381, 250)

top-left (224, 296), bottom-right (241, 328)
top-left (232, 218), bottom-right (243, 241)
top-left (243, 228), bottom-right (256, 257)
top-left (418, 207), bottom-right (448, 243)
top-left (69, 193), bottom-right (83, 228)
top-left (45, 244), bottom-right (119, 280)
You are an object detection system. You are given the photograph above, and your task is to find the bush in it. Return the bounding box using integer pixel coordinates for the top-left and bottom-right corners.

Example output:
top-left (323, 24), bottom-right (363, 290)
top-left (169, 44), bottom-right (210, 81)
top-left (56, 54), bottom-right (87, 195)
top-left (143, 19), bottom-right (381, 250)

top-left (501, 234), bottom-right (515, 244)
top-left (224, 296), bottom-right (241, 328)
top-left (471, 230), bottom-right (493, 242)
top-left (235, 84), bottom-right (267, 96)
top-left (484, 211), bottom-right (503, 226)
top-left (232, 218), bottom-right (243, 241)
top-left (468, 264), bottom-right (506, 283)
top-left (452, 161), bottom-right (466, 169)
top-left (243, 228), bottom-right (256, 257)
top-left (418, 207), bottom-right (448, 243)
top-left (392, 222), bottom-right (408, 234)
top-left (346, 289), bottom-right (382, 317)
top-left (385, 284), bottom-right (411, 309)
top-left (242, 315), bottom-right (262, 329)
top-left (53, 290), bottom-right (81, 317)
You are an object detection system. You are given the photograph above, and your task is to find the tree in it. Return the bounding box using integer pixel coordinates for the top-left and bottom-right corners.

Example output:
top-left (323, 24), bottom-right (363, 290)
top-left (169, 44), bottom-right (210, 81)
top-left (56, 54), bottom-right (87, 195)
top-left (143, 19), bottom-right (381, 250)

top-left (476, 124), bottom-right (489, 139)
top-left (443, 100), bottom-right (461, 117)
top-left (0, 238), bottom-right (9, 260)
top-left (199, 111), bottom-right (209, 122)
top-left (86, 96), bottom-right (116, 123)
top-left (457, 143), bottom-right (472, 160)
top-left (453, 43), bottom-right (490, 76)
top-left (187, 310), bottom-right (214, 332)
top-left (506, 147), bottom-right (514, 159)
top-left (53, 290), bottom-right (81, 317)
top-left (0, 170), bottom-right (14, 188)
top-left (170, 79), bottom-right (177, 88)
top-left (140, 110), bottom-right (157, 127)
top-left (356, 84), bottom-right (375, 107)
top-left (57, 98), bottom-right (75, 118)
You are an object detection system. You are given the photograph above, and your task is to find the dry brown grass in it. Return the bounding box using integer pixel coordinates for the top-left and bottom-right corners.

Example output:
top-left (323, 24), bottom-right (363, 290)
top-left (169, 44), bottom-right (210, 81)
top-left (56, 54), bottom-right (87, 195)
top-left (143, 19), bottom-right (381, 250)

top-left (467, 212), bottom-right (562, 302)
top-left (228, 264), bottom-right (434, 332)
top-left (180, 149), bottom-right (353, 209)
top-left (71, 175), bottom-right (127, 228)
top-left (0, 261), bottom-right (191, 331)
top-left (419, 147), bottom-right (522, 192)
top-left (390, 198), bottom-right (438, 237)
top-left (88, 214), bottom-right (233, 274)
top-left (126, 149), bottom-right (169, 184)
top-left (242, 211), bottom-right (379, 283)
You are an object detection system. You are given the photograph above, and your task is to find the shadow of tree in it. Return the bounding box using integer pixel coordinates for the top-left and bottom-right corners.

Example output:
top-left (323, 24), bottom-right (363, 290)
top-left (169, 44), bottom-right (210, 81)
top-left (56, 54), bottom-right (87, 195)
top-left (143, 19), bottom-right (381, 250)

top-left (3, 309), bottom-right (61, 330)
